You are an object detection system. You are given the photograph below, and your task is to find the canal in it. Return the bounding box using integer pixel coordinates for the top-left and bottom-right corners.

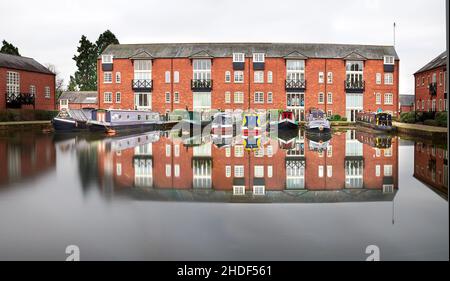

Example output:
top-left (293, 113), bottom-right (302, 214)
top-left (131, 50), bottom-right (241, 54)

top-left (0, 128), bottom-right (447, 260)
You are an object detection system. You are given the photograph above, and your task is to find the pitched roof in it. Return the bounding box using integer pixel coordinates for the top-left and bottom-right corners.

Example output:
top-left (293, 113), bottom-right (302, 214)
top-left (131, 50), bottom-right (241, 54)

top-left (415, 51), bottom-right (447, 74)
top-left (58, 91), bottom-right (98, 103)
top-left (0, 53), bottom-right (55, 75)
top-left (399, 95), bottom-right (415, 105)
top-left (101, 42), bottom-right (399, 60)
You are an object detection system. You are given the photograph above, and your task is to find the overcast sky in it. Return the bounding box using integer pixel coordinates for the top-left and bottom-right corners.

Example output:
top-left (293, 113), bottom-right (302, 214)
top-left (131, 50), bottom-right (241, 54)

top-left (0, 0), bottom-right (446, 94)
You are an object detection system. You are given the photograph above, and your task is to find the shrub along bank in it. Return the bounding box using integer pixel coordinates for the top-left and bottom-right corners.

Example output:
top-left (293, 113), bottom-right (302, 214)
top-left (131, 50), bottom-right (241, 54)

top-left (0, 109), bottom-right (58, 122)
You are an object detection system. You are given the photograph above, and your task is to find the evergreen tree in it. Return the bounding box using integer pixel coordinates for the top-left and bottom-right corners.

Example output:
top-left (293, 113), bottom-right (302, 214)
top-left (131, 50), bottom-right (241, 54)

top-left (72, 35), bottom-right (97, 91)
top-left (67, 75), bottom-right (78, 91)
top-left (96, 30), bottom-right (119, 55)
top-left (0, 40), bottom-right (20, 56)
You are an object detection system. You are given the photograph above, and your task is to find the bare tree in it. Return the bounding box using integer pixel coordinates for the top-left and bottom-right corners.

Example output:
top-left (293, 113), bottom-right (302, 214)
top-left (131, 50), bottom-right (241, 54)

top-left (45, 63), bottom-right (65, 100)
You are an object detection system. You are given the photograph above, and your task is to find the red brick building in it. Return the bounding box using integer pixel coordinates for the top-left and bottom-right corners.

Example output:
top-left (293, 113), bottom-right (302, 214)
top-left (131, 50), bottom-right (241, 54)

top-left (414, 51), bottom-right (447, 112)
top-left (399, 94), bottom-right (415, 113)
top-left (57, 91), bottom-right (98, 110)
top-left (97, 43), bottom-right (399, 121)
top-left (0, 53), bottom-right (55, 111)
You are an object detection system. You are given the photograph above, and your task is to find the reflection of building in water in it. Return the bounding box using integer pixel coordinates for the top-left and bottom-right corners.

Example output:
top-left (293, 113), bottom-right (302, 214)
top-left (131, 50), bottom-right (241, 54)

top-left (0, 134), bottom-right (56, 186)
top-left (414, 142), bottom-right (448, 199)
top-left (91, 130), bottom-right (398, 201)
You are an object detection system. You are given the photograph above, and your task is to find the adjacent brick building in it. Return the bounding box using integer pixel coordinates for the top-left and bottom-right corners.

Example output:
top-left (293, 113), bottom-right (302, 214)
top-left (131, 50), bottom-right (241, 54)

top-left (58, 91), bottom-right (98, 110)
top-left (0, 53), bottom-right (55, 111)
top-left (97, 43), bottom-right (399, 121)
top-left (414, 51), bottom-right (447, 112)
top-left (399, 94), bottom-right (415, 113)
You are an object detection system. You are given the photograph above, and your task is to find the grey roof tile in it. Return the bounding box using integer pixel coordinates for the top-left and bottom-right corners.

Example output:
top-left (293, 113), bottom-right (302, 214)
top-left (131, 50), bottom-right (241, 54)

top-left (58, 91), bottom-right (98, 104)
top-left (0, 53), bottom-right (54, 75)
top-left (415, 51), bottom-right (447, 74)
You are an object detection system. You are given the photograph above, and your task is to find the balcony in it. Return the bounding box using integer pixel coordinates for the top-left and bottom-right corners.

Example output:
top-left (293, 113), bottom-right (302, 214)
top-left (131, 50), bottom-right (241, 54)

top-left (5, 92), bottom-right (35, 108)
top-left (285, 79), bottom-right (306, 92)
top-left (345, 80), bottom-right (365, 93)
top-left (132, 79), bottom-right (153, 92)
top-left (191, 79), bottom-right (212, 92)
top-left (429, 82), bottom-right (437, 96)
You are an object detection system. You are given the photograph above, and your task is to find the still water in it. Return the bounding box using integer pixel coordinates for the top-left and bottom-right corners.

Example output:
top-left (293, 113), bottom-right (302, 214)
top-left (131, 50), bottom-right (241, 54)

top-left (0, 128), bottom-right (448, 260)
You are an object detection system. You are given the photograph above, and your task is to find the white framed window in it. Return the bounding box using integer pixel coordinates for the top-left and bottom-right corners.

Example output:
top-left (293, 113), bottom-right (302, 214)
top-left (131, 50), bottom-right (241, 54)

top-left (267, 145), bottom-right (273, 157)
top-left (103, 72), bottom-right (112, 83)
top-left (225, 166), bottom-right (231, 177)
top-left (383, 184), bottom-right (394, 193)
top-left (234, 145), bottom-right (244, 157)
top-left (225, 147), bottom-right (231, 157)
top-left (432, 73), bottom-right (437, 83)
top-left (234, 165), bottom-right (244, 177)
top-left (193, 59), bottom-right (211, 80)
top-left (376, 93), bottom-right (381, 104)
top-left (318, 72), bottom-right (324, 83)
top-left (327, 72), bottom-right (333, 84)
top-left (233, 53), bottom-right (245, 62)
top-left (439, 99), bottom-right (442, 111)
top-left (327, 110), bottom-right (332, 117)
top-left (384, 73), bottom-right (393, 85)
top-left (165, 144), bottom-right (171, 157)
top-left (225, 91), bottom-right (231, 103)
top-left (225, 71), bottom-right (231, 83)
top-left (327, 165), bottom-right (333, 177)
top-left (318, 92), bottom-right (324, 104)
top-left (384, 55), bottom-right (395, 64)
top-left (165, 92), bottom-right (171, 103)
top-left (375, 165), bottom-right (381, 177)
top-left (254, 92), bottom-right (264, 103)
top-left (376, 73), bottom-right (382, 84)
top-left (6, 71), bottom-right (20, 94)
top-left (102, 54), bottom-right (113, 64)
top-left (384, 147), bottom-right (392, 157)
top-left (384, 93), bottom-right (393, 105)
top-left (174, 92), bottom-right (180, 103)
top-left (174, 71), bottom-right (180, 83)
top-left (115, 92), bottom-right (121, 103)
top-left (29, 85), bottom-right (36, 96)
top-left (165, 164), bottom-right (171, 177)
top-left (384, 165), bottom-right (393, 176)
top-left (254, 71), bottom-right (264, 83)
top-left (174, 164), bottom-right (180, 177)
top-left (253, 53), bottom-right (265, 62)
top-left (234, 71), bottom-right (244, 83)
top-left (439, 72), bottom-right (443, 85)
top-left (234, 92), bottom-right (244, 104)
top-left (375, 148), bottom-right (381, 157)
top-left (267, 92), bottom-right (273, 103)
top-left (267, 71), bottom-right (273, 83)
top-left (286, 60), bottom-right (305, 81)
top-left (104, 92), bottom-right (112, 103)
top-left (254, 166), bottom-right (264, 177)
top-left (422, 77), bottom-right (425, 85)
top-left (267, 166), bottom-right (273, 178)
top-left (233, 186), bottom-right (245, 195)
top-left (432, 99), bottom-right (436, 111)
top-left (116, 163), bottom-right (122, 176)
top-left (422, 100), bottom-right (425, 109)
top-left (134, 60), bottom-right (152, 82)
top-left (165, 71), bottom-right (171, 83)
top-left (115, 72), bottom-right (121, 83)
top-left (174, 144), bottom-right (180, 157)
top-left (253, 186), bottom-right (265, 195)
top-left (327, 92), bottom-right (333, 104)
top-left (318, 166), bottom-right (324, 177)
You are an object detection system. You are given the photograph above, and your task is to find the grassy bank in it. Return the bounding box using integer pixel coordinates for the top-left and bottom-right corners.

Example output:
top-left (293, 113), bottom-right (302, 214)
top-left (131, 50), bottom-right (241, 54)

top-left (0, 109), bottom-right (58, 122)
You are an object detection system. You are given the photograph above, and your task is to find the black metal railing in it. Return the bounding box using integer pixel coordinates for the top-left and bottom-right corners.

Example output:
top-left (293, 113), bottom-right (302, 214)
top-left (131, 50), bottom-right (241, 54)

top-left (132, 79), bottom-right (153, 92)
top-left (5, 92), bottom-right (35, 108)
top-left (345, 80), bottom-right (365, 93)
top-left (285, 79), bottom-right (306, 91)
top-left (191, 79), bottom-right (212, 91)
top-left (429, 82), bottom-right (437, 96)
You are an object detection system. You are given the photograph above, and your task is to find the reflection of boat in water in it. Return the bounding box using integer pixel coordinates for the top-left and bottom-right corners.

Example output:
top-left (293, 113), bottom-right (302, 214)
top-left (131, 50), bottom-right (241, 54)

top-left (87, 109), bottom-right (160, 133)
top-left (305, 131), bottom-right (332, 152)
top-left (107, 131), bottom-right (161, 152)
top-left (356, 111), bottom-right (395, 132)
top-left (52, 108), bottom-right (94, 132)
top-left (179, 111), bottom-right (212, 130)
top-left (211, 112), bottom-right (234, 137)
top-left (356, 131), bottom-right (392, 148)
top-left (305, 108), bottom-right (330, 132)
top-left (242, 112), bottom-right (262, 136)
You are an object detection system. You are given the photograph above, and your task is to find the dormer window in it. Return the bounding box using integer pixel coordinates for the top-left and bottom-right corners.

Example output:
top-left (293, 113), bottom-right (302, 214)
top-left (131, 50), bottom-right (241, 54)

top-left (383, 55), bottom-right (395, 65)
top-left (233, 53), bottom-right (245, 62)
top-left (253, 53), bottom-right (265, 63)
top-left (102, 54), bottom-right (113, 64)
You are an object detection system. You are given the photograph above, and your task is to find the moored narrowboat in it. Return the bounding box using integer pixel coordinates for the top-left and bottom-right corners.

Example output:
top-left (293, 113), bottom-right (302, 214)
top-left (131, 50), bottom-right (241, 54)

top-left (211, 112), bottom-right (234, 137)
top-left (87, 109), bottom-right (160, 133)
top-left (356, 111), bottom-right (396, 132)
top-left (271, 110), bottom-right (299, 131)
top-left (305, 108), bottom-right (331, 132)
top-left (52, 108), bottom-right (94, 132)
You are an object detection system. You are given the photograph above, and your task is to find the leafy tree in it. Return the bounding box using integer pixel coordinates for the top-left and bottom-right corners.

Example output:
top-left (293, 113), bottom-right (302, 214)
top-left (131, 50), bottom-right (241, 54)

top-left (0, 40), bottom-right (20, 56)
top-left (72, 35), bottom-right (97, 91)
top-left (67, 75), bottom-right (78, 91)
top-left (96, 30), bottom-right (119, 55)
